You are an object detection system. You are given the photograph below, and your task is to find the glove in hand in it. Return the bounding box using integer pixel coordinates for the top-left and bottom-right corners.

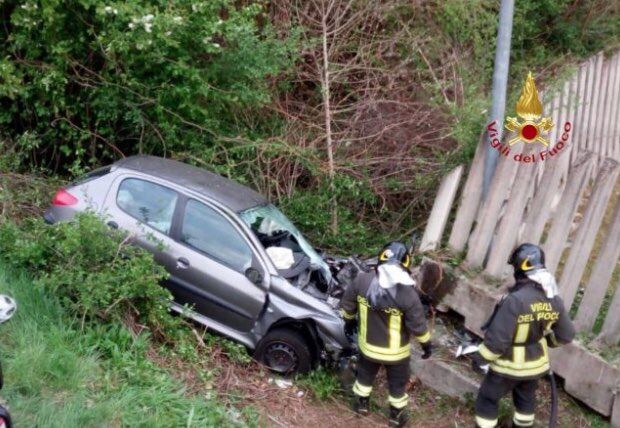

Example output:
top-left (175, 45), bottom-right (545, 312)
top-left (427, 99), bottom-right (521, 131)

top-left (471, 352), bottom-right (490, 375)
top-left (421, 341), bottom-right (432, 359)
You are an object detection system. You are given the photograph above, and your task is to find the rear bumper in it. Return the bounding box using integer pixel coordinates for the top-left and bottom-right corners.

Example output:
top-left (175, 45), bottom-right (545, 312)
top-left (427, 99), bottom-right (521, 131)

top-left (43, 210), bottom-right (55, 224)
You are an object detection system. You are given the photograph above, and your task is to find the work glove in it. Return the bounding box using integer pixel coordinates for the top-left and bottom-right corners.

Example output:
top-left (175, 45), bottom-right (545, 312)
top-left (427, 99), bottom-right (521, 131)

top-left (471, 352), bottom-right (490, 375)
top-left (421, 341), bottom-right (433, 359)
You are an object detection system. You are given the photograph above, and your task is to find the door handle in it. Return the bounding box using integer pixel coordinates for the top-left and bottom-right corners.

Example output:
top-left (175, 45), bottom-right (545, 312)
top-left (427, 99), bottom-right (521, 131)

top-left (107, 221), bottom-right (119, 230)
top-left (176, 257), bottom-right (190, 269)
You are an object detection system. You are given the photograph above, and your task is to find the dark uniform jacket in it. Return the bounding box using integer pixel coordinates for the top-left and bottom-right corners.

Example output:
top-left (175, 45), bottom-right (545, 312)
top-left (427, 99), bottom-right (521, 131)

top-left (339, 271), bottom-right (430, 364)
top-left (478, 277), bottom-right (575, 380)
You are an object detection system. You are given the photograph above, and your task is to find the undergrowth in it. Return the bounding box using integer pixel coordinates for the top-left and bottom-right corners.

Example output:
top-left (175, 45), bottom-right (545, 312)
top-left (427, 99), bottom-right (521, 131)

top-left (0, 266), bottom-right (248, 427)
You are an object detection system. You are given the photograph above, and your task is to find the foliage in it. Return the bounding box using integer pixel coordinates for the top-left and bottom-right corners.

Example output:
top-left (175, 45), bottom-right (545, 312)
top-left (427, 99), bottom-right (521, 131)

top-left (280, 187), bottom-right (391, 254)
top-left (204, 331), bottom-right (253, 364)
top-left (0, 265), bottom-right (244, 427)
top-left (0, 0), bottom-right (296, 174)
top-left (435, 0), bottom-right (619, 157)
top-left (0, 213), bottom-right (176, 334)
top-left (438, 0), bottom-right (619, 76)
top-left (1, 0), bottom-right (618, 252)
top-left (0, 172), bottom-right (61, 221)
top-left (297, 367), bottom-right (341, 401)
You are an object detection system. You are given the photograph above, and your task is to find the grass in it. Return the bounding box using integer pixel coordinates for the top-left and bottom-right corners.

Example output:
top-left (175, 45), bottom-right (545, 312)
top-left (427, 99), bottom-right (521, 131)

top-left (0, 265), bottom-right (245, 428)
top-left (297, 368), bottom-right (342, 401)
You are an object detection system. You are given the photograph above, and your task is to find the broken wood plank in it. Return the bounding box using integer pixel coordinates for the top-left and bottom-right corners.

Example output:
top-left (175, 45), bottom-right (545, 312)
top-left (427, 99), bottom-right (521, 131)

top-left (585, 53), bottom-right (604, 154)
top-left (466, 143), bottom-right (521, 267)
top-left (570, 59), bottom-right (591, 165)
top-left (520, 145), bottom-right (571, 244)
top-left (448, 140), bottom-right (486, 252)
top-left (559, 158), bottom-right (620, 307)
top-left (543, 151), bottom-right (595, 273)
top-left (574, 196), bottom-right (620, 332)
top-left (594, 59), bottom-right (610, 159)
top-left (420, 166), bottom-right (464, 252)
top-left (608, 54), bottom-right (620, 160)
top-left (598, 278), bottom-right (620, 345)
top-left (612, 395), bottom-right (620, 428)
top-left (484, 145), bottom-right (539, 277)
top-left (602, 55), bottom-right (620, 159)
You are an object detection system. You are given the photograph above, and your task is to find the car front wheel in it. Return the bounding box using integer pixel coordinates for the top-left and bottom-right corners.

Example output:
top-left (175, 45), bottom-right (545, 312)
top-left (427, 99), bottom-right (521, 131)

top-left (254, 327), bottom-right (312, 374)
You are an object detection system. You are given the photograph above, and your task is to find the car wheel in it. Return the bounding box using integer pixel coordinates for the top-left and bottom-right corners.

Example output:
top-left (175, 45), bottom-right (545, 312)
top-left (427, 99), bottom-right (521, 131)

top-left (254, 328), bottom-right (312, 374)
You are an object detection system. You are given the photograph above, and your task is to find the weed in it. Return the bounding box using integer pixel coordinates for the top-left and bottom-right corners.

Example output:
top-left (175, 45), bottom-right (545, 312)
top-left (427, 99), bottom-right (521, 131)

top-left (297, 368), bottom-right (342, 401)
top-left (0, 265), bottom-right (240, 427)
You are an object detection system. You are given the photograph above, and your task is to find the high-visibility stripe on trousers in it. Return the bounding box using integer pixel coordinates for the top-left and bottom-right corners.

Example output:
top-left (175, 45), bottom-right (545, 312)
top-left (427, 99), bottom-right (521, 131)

top-left (388, 394), bottom-right (408, 409)
top-left (475, 371), bottom-right (538, 428)
top-left (475, 415), bottom-right (498, 428)
top-left (354, 354), bottom-right (411, 408)
top-left (513, 410), bottom-right (535, 427)
top-left (352, 381), bottom-right (372, 397)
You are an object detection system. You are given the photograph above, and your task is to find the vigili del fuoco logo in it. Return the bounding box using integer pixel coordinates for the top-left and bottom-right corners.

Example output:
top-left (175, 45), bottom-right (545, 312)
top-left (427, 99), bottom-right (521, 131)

top-left (487, 72), bottom-right (572, 163)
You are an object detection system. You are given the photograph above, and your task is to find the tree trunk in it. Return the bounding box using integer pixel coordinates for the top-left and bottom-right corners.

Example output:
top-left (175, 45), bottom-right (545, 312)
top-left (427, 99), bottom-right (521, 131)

top-left (320, 12), bottom-right (338, 235)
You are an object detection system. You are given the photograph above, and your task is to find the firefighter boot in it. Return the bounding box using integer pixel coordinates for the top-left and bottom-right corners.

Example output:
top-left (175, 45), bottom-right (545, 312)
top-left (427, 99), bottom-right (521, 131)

top-left (352, 396), bottom-right (369, 415)
top-left (388, 405), bottom-right (409, 427)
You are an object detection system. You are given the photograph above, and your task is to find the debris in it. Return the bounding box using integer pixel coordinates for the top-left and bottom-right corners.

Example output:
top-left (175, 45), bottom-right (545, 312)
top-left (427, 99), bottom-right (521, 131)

top-left (268, 377), bottom-right (293, 389)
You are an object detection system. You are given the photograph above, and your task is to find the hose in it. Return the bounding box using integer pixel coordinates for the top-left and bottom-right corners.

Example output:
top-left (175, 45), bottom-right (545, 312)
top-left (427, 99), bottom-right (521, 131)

top-left (548, 371), bottom-right (558, 428)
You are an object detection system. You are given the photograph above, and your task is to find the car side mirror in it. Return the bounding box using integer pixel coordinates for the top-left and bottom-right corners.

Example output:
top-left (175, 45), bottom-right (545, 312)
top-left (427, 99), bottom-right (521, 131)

top-left (245, 267), bottom-right (263, 286)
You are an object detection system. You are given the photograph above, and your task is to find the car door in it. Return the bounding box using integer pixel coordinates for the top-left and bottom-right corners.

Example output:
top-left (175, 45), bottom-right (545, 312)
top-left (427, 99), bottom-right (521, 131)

top-left (167, 198), bottom-right (268, 333)
top-left (103, 174), bottom-right (180, 263)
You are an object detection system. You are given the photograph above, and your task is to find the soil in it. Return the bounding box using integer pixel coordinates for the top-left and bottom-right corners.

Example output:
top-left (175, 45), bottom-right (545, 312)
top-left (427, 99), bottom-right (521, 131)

top-left (150, 343), bottom-right (607, 428)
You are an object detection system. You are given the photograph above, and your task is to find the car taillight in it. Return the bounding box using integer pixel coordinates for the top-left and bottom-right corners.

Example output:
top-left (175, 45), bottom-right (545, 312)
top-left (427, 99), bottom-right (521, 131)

top-left (52, 189), bottom-right (78, 206)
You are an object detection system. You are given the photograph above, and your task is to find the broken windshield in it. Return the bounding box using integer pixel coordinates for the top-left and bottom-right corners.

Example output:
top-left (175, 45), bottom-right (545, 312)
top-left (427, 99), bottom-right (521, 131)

top-left (239, 204), bottom-right (331, 281)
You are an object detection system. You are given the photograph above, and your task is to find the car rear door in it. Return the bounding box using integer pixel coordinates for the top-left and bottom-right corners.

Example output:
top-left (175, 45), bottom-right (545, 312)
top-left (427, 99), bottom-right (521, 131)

top-left (167, 197), bottom-right (268, 333)
top-left (102, 174), bottom-right (180, 259)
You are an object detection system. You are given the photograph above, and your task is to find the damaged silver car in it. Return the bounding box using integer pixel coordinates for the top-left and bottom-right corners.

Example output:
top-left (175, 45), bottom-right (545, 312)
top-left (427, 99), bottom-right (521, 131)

top-left (44, 155), bottom-right (359, 373)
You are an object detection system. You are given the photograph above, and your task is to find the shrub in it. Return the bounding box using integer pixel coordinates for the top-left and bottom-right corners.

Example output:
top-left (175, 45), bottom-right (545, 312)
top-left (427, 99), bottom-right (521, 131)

top-left (0, 213), bottom-right (174, 334)
top-left (0, 0), bottom-right (297, 174)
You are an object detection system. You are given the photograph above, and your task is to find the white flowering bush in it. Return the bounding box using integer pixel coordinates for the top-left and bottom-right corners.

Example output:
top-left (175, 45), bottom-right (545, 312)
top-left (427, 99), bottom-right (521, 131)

top-left (0, 0), bottom-right (297, 174)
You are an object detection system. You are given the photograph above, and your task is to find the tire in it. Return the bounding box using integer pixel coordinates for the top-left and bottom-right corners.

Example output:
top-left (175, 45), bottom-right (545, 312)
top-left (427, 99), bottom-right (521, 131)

top-left (254, 327), bottom-right (313, 375)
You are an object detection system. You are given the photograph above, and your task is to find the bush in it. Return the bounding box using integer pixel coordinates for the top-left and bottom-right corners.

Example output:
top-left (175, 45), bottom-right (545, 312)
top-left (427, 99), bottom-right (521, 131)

top-left (0, 0), bottom-right (296, 174)
top-left (0, 265), bottom-right (241, 427)
top-left (0, 213), bottom-right (174, 334)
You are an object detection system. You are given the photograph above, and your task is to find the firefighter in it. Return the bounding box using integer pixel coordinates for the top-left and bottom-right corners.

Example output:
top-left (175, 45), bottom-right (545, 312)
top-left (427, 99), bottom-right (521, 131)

top-left (340, 241), bottom-right (432, 428)
top-left (472, 243), bottom-right (575, 428)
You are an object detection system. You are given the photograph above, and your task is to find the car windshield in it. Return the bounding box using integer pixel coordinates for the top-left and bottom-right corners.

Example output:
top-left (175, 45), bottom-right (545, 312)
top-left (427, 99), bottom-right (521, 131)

top-left (239, 204), bottom-right (331, 281)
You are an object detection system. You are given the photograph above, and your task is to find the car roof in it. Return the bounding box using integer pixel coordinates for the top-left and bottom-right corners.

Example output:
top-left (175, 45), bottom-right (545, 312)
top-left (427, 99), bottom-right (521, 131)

top-left (114, 155), bottom-right (268, 212)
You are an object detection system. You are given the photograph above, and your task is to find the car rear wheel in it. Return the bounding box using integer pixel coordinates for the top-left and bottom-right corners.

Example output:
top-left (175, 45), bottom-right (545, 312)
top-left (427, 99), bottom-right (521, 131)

top-left (254, 328), bottom-right (312, 374)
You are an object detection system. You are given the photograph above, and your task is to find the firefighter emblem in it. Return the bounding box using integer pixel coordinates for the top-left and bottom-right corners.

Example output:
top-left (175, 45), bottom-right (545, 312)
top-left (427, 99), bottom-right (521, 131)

top-left (505, 72), bottom-right (553, 146)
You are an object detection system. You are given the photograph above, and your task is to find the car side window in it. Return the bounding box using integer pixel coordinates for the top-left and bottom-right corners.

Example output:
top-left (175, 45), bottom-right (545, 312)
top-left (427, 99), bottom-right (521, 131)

top-left (181, 199), bottom-right (253, 273)
top-left (116, 178), bottom-right (178, 234)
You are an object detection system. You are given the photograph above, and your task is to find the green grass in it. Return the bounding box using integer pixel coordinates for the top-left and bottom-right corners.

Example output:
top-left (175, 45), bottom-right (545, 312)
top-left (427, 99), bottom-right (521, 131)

top-left (297, 368), bottom-right (342, 401)
top-left (0, 265), bottom-right (245, 428)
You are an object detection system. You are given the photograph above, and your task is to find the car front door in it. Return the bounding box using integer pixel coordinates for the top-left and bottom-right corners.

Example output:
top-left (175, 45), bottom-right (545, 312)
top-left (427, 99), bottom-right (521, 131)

top-left (166, 198), bottom-right (268, 333)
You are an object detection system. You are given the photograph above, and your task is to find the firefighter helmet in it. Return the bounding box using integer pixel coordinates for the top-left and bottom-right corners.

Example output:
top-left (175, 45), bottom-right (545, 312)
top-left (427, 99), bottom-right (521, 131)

top-left (508, 243), bottom-right (545, 273)
top-left (378, 241), bottom-right (411, 269)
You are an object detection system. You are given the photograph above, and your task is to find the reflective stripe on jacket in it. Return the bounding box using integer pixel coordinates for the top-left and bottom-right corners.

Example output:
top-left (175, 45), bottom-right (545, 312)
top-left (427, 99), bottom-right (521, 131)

top-left (479, 278), bottom-right (575, 380)
top-left (339, 271), bottom-right (430, 364)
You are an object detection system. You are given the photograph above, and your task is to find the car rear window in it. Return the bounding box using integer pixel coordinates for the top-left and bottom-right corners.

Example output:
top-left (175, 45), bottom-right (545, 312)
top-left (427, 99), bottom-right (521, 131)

top-left (72, 166), bottom-right (112, 186)
top-left (116, 178), bottom-right (178, 234)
